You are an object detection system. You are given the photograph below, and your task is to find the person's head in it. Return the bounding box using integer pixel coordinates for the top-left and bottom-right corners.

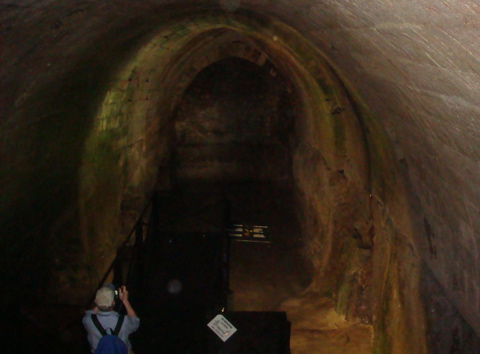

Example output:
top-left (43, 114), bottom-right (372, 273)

top-left (95, 285), bottom-right (115, 311)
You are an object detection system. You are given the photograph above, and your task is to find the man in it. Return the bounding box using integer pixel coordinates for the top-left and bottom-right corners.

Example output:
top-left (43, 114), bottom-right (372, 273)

top-left (83, 284), bottom-right (140, 353)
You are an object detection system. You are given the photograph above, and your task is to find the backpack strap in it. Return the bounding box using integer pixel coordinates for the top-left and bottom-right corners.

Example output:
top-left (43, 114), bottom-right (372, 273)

top-left (91, 314), bottom-right (107, 336)
top-left (91, 314), bottom-right (125, 337)
top-left (113, 315), bottom-right (125, 336)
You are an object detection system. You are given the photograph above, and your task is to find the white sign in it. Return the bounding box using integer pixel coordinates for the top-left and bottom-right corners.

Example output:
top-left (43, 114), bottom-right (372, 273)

top-left (207, 314), bottom-right (237, 342)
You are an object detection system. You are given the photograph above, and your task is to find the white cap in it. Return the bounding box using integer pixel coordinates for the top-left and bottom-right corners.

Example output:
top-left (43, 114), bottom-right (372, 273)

top-left (95, 286), bottom-right (114, 307)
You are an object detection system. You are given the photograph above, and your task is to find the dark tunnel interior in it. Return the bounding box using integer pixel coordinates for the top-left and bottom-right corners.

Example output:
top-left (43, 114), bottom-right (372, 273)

top-left (2, 2), bottom-right (480, 353)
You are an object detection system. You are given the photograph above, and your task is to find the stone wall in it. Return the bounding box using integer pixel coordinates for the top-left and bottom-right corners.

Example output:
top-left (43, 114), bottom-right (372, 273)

top-left (173, 57), bottom-right (294, 183)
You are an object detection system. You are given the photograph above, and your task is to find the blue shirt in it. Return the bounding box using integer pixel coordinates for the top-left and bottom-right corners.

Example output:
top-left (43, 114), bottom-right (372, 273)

top-left (82, 310), bottom-right (140, 353)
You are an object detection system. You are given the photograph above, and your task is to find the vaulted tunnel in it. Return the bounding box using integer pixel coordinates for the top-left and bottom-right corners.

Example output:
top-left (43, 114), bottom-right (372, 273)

top-left (2, 1), bottom-right (480, 353)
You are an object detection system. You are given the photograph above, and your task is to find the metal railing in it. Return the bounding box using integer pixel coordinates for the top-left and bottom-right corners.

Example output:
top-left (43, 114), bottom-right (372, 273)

top-left (14, 195), bottom-right (156, 352)
top-left (88, 194), bottom-right (155, 306)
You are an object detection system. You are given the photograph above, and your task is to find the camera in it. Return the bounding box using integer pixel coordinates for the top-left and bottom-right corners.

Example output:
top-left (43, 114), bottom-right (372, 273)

top-left (113, 284), bottom-right (122, 299)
